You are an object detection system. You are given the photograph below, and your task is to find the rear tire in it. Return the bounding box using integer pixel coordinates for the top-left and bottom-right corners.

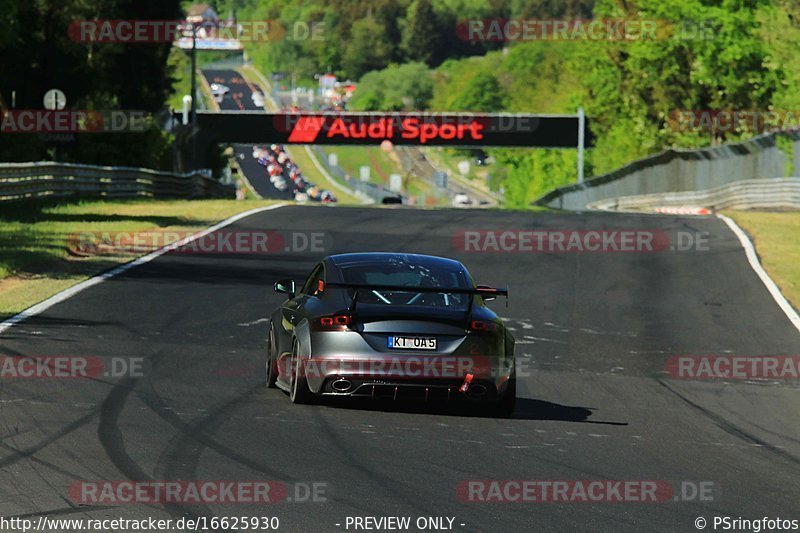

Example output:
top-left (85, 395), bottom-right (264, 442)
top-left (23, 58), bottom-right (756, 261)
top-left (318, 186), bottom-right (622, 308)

top-left (290, 340), bottom-right (316, 404)
top-left (493, 375), bottom-right (516, 417)
top-left (266, 327), bottom-right (278, 388)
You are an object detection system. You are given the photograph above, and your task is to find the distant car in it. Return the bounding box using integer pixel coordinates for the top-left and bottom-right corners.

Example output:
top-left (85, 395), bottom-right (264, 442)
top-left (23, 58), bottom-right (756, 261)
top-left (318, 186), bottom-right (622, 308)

top-left (453, 193), bottom-right (472, 207)
top-left (209, 83), bottom-right (229, 102)
top-left (381, 196), bottom-right (403, 205)
top-left (266, 253), bottom-right (515, 415)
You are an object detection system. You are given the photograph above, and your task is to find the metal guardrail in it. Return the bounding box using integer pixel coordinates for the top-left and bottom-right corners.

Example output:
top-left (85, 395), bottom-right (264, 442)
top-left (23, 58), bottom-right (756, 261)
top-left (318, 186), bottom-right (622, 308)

top-left (588, 177), bottom-right (800, 212)
top-left (309, 146), bottom-right (402, 203)
top-left (535, 130), bottom-right (800, 210)
top-left (0, 162), bottom-right (234, 201)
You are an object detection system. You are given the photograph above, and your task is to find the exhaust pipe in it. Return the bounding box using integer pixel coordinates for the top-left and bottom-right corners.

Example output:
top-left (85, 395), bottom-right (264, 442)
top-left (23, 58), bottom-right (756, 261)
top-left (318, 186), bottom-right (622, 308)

top-left (470, 384), bottom-right (488, 397)
top-left (331, 378), bottom-right (352, 392)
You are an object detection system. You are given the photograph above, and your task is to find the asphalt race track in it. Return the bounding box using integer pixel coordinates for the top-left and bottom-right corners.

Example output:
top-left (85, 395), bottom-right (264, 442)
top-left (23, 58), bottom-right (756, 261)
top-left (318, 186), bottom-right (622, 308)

top-left (232, 144), bottom-right (294, 201)
top-left (201, 69), bottom-right (293, 200)
top-left (203, 69), bottom-right (263, 113)
top-left (1, 206), bottom-right (799, 532)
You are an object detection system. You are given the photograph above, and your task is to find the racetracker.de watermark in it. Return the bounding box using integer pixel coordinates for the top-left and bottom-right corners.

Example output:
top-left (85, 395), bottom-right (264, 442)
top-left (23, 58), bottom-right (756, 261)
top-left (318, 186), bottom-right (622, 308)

top-left (456, 18), bottom-right (719, 42)
top-left (68, 20), bottom-right (326, 44)
top-left (69, 480), bottom-right (326, 505)
top-left (0, 110), bottom-right (150, 133)
top-left (666, 356), bottom-right (800, 380)
top-left (457, 480), bottom-right (714, 503)
top-left (295, 356), bottom-right (507, 380)
top-left (68, 230), bottom-right (329, 256)
top-left (453, 230), bottom-right (710, 253)
top-left (668, 110), bottom-right (800, 134)
top-left (0, 356), bottom-right (145, 379)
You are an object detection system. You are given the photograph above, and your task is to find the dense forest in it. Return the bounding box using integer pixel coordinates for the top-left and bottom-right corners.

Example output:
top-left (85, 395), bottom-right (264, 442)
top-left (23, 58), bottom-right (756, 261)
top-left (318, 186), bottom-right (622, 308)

top-left (0, 0), bottom-right (183, 167)
top-left (231, 0), bottom-right (800, 205)
top-left (2, 0), bottom-right (798, 205)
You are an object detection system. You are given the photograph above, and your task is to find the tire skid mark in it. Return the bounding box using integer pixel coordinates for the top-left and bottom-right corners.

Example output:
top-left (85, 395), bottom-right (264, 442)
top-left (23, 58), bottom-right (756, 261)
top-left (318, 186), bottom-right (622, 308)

top-left (140, 378), bottom-right (387, 518)
top-left (98, 372), bottom-right (200, 521)
top-left (0, 409), bottom-right (98, 468)
top-left (657, 380), bottom-right (800, 466)
top-left (308, 409), bottom-right (442, 518)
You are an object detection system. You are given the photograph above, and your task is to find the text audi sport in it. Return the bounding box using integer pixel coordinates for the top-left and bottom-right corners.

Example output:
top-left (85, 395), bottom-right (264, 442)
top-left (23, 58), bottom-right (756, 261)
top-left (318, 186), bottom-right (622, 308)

top-left (265, 253), bottom-right (515, 415)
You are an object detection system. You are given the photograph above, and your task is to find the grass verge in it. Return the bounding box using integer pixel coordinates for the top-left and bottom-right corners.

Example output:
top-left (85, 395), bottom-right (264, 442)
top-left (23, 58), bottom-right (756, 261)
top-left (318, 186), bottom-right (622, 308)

top-left (324, 146), bottom-right (402, 186)
top-left (0, 198), bottom-right (282, 319)
top-left (727, 210), bottom-right (800, 309)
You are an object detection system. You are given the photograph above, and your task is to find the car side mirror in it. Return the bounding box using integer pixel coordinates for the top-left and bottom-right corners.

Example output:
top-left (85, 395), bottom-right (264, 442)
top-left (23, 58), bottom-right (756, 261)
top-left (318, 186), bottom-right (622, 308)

top-left (476, 285), bottom-right (496, 301)
top-left (274, 279), bottom-right (295, 298)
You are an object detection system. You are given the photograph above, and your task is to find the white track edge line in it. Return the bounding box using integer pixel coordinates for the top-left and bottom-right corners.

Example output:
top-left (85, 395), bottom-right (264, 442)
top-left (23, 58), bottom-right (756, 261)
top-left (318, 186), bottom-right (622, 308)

top-left (717, 213), bottom-right (800, 334)
top-left (0, 203), bottom-right (287, 336)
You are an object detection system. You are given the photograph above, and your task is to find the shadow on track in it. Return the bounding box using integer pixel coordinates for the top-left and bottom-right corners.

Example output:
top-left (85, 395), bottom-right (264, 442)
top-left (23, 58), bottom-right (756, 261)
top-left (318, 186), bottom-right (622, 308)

top-left (295, 394), bottom-right (628, 425)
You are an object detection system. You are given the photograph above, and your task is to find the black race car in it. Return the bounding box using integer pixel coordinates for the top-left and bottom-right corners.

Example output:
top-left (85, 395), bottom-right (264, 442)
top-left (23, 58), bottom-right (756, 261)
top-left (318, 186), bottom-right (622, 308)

top-left (266, 253), bottom-right (516, 415)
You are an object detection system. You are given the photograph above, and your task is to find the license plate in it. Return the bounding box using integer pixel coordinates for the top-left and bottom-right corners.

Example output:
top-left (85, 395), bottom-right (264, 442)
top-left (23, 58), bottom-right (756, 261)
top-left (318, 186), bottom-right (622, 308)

top-left (387, 335), bottom-right (437, 350)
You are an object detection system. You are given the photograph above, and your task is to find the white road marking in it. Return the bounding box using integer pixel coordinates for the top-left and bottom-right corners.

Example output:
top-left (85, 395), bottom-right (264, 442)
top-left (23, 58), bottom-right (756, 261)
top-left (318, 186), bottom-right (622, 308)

top-left (0, 204), bottom-right (288, 336)
top-left (238, 318), bottom-right (270, 327)
top-left (717, 213), bottom-right (800, 333)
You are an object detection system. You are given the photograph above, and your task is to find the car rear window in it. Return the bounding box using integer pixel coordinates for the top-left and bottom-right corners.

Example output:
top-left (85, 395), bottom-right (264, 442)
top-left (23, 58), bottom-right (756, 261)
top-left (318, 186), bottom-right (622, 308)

top-left (339, 258), bottom-right (471, 308)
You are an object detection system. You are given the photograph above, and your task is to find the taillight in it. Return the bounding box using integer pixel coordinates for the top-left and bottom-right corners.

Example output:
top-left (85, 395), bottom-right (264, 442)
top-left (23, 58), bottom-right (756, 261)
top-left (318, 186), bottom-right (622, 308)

top-left (314, 314), bottom-right (351, 330)
top-left (470, 320), bottom-right (498, 333)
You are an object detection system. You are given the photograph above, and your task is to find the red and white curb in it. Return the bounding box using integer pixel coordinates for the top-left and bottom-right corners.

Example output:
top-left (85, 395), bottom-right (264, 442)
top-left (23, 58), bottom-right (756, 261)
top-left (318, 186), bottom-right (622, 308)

top-left (653, 206), bottom-right (712, 216)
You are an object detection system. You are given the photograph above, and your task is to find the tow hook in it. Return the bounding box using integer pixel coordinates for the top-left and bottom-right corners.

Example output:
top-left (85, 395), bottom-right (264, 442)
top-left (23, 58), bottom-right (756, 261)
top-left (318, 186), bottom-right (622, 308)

top-left (459, 373), bottom-right (474, 394)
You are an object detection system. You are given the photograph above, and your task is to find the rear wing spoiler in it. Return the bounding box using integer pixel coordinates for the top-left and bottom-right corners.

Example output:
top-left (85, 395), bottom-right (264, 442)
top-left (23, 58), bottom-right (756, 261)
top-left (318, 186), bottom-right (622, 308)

top-left (325, 282), bottom-right (509, 312)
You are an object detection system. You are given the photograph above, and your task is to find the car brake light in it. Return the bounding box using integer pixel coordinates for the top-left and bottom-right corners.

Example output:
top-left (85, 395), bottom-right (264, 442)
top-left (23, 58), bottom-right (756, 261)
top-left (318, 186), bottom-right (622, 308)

top-left (470, 320), bottom-right (498, 333)
top-left (316, 314), bottom-right (351, 330)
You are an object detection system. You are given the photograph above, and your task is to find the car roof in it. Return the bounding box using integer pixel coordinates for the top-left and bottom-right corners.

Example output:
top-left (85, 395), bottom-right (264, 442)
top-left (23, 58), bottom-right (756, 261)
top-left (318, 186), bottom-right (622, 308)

top-left (326, 252), bottom-right (466, 271)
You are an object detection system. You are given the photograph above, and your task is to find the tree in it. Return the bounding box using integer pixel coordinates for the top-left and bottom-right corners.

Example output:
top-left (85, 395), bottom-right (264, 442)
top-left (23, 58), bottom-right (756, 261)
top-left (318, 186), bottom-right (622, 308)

top-left (0, 0), bottom-right (182, 167)
top-left (342, 17), bottom-right (392, 79)
top-left (449, 71), bottom-right (507, 112)
top-left (401, 0), bottom-right (441, 65)
top-left (349, 62), bottom-right (433, 111)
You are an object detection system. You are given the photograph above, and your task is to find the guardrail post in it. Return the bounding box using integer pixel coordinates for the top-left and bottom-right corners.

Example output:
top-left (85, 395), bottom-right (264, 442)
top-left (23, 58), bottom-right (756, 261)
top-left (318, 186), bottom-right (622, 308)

top-left (577, 106), bottom-right (585, 185)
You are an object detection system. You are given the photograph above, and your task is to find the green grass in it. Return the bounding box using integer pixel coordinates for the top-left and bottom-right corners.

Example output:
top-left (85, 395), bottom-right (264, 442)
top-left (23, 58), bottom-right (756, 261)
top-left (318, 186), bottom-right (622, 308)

top-left (425, 148), bottom-right (500, 192)
top-left (321, 146), bottom-right (450, 205)
top-left (727, 210), bottom-right (800, 309)
top-left (0, 198), bottom-right (282, 318)
top-left (324, 146), bottom-right (403, 186)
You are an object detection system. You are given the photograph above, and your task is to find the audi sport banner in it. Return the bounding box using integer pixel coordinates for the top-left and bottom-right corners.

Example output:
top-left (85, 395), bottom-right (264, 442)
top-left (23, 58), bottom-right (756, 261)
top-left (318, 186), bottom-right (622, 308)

top-left (192, 111), bottom-right (592, 148)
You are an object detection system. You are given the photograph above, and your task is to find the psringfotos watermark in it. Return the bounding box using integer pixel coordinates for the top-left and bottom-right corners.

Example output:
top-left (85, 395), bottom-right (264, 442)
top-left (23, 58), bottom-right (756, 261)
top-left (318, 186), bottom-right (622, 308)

top-left (0, 356), bottom-right (146, 379)
top-left (666, 355), bottom-right (800, 380)
top-left (68, 230), bottom-right (329, 256)
top-left (457, 480), bottom-right (714, 503)
top-left (69, 480), bottom-right (327, 505)
top-left (456, 18), bottom-right (719, 42)
top-left (701, 516), bottom-right (800, 532)
top-left (453, 229), bottom-right (710, 253)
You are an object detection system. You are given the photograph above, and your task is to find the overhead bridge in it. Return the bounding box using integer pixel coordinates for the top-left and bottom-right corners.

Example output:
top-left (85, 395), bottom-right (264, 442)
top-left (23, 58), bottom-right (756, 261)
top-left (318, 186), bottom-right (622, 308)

top-left (185, 111), bottom-right (593, 148)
